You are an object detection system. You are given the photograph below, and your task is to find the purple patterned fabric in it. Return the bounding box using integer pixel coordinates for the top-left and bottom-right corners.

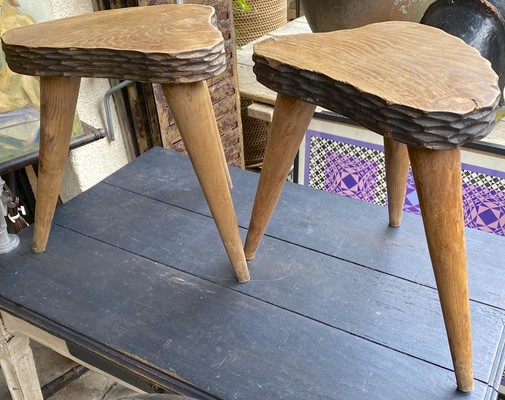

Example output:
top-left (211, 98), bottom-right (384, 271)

top-left (402, 172), bottom-right (420, 216)
top-left (463, 184), bottom-right (505, 235)
top-left (308, 130), bottom-right (505, 237)
top-left (324, 152), bottom-right (378, 203)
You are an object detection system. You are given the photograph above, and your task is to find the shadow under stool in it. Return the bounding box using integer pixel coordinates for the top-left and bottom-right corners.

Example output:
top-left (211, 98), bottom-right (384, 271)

top-left (244, 22), bottom-right (501, 392)
top-left (1, 4), bottom-right (250, 282)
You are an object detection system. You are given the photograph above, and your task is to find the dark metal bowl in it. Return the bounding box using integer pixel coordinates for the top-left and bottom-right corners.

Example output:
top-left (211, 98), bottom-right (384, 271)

top-left (300, 0), bottom-right (434, 32)
top-left (421, 0), bottom-right (505, 104)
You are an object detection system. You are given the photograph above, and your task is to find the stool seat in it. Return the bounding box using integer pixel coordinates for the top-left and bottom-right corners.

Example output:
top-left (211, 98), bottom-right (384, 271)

top-left (253, 21), bottom-right (500, 150)
top-left (2, 5), bottom-right (226, 83)
top-left (1, 4), bottom-right (250, 283)
top-left (245, 22), bottom-right (501, 392)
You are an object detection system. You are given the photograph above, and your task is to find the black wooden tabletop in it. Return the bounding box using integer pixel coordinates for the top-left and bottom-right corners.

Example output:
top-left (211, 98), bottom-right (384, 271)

top-left (0, 147), bottom-right (504, 399)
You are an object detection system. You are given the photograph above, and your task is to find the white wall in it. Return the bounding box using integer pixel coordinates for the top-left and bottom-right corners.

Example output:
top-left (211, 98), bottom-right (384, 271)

top-left (50, 0), bottom-right (132, 202)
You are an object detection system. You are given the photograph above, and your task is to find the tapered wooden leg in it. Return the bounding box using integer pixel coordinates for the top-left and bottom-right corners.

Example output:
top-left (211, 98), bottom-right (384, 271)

top-left (244, 94), bottom-right (316, 260)
top-left (33, 76), bottom-right (81, 253)
top-left (384, 137), bottom-right (409, 227)
top-left (217, 130), bottom-right (233, 189)
top-left (408, 146), bottom-right (473, 392)
top-left (162, 81), bottom-right (249, 282)
top-left (0, 317), bottom-right (43, 400)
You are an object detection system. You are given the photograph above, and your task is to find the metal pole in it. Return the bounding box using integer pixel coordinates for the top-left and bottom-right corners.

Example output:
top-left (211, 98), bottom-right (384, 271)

top-left (104, 80), bottom-right (132, 141)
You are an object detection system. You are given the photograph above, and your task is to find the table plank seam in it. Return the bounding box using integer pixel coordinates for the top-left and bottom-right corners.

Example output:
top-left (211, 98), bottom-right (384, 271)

top-left (488, 322), bottom-right (505, 389)
top-left (101, 180), bottom-right (505, 313)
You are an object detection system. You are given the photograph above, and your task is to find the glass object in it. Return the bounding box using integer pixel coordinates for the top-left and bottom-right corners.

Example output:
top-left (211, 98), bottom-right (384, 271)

top-left (0, 0), bottom-right (82, 165)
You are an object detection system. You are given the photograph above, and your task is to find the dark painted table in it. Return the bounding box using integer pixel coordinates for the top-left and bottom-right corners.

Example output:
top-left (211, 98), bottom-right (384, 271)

top-left (0, 147), bottom-right (504, 399)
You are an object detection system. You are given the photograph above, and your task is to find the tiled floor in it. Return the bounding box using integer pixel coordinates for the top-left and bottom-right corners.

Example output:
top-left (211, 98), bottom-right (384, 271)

top-left (0, 341), bottom-right (137, 399)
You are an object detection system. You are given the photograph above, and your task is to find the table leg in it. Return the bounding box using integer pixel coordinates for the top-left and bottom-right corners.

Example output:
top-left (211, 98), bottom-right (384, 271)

top-left (244, 94), bottom-right (316, 260)
top-left (0, 316), bottom-right (43, 400)
top-left (32, 76), bottom-right (81, 253)
top-left (162, 81), bottom-right (249, 282)
top-left (384, 137), bottom-right (409, 227)
top-left (408, 146), bottom-right (473, 392)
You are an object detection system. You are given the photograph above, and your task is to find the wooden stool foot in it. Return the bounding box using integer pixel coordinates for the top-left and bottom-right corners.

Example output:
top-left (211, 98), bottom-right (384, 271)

top-left (244, 94), bottom-right (315, 260)
top-left (33, 76), bottom-right (81, 253)
top-left (408, 147), bottom-right (473, 392)
top-left (162, 82), bottom-right (249, 283)
top-left (384, 137), bottom-right (409, 228)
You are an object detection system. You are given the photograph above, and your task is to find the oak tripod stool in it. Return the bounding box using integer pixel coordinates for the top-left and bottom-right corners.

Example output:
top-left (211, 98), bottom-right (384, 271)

top-left (245, 22), bottom-right (501, 392)
top-left (1, 4), bottom-right (250, 283)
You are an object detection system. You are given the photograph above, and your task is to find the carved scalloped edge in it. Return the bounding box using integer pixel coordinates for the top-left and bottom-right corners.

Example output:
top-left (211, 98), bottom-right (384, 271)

top-left (2, 41), bottom-right (226, 84)
top-left (254, 56), bottom-right (500, 150)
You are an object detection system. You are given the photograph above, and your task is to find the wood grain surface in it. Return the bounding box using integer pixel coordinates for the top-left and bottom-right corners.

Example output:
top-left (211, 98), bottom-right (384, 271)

top-left (384, 137), bottom-right (409, 227)
top-left (162, 81), bottom-right (249, 282)
top-left (244, 94), bottom-right (316, 260)
top-left (409, 147), bottom-right (473, 391)
top-left (33, 76), bottom-right (80, 253)
top-left (1, 5), bottom-right (226, 83)
top-left (253, 21), bottom-right (501, 149)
